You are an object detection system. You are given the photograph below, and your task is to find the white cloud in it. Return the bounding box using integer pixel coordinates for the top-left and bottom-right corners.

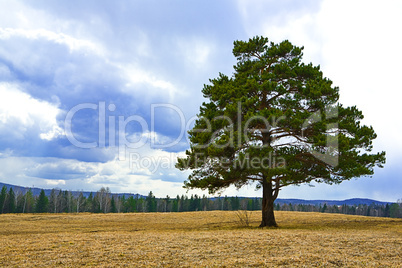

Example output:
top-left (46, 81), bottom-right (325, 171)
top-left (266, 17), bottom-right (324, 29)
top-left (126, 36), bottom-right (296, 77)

top-left (0, 28), bottom-right (104, 55)
top-left (117, 63), bottom-right (179, 100)
top-left (45, 179), bottom-right (66, 186)
top-left (0, 82), bottom-right (64, 140)
top-left (176, 37), bottom-right (214, 69)
top-left (0, 1), bottom-right (48, 29)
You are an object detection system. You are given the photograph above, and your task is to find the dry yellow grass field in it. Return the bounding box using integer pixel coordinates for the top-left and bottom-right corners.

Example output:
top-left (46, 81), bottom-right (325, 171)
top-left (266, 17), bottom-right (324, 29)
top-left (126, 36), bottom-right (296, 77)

top-left (0, 211), bottom-right (401, 267)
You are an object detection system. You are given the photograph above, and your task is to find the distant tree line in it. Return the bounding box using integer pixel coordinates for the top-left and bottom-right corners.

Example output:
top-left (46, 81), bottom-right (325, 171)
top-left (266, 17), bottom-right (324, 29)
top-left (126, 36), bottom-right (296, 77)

top-left (274, 201), bottom-right (402, 218)
top-left (0, 186), bottom-right (401, 218)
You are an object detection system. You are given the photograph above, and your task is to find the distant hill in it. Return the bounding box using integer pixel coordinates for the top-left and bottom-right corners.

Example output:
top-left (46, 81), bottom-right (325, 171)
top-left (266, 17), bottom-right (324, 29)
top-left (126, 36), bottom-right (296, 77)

top-left (0, 182), bottom-right (144, 199)
top-left (274, 198), bottom-right (392, 206)
top-left (0, 182), bottom-right (394, 205)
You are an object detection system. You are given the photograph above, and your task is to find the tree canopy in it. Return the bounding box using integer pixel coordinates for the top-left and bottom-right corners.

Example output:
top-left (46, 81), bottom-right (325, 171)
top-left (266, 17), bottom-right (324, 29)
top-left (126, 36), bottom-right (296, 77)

top-left (176, 36), bottom-right (386, 227)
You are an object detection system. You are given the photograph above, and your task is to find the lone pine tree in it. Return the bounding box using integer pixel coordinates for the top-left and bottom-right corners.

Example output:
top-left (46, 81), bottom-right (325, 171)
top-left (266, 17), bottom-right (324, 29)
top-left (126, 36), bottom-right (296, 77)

top-left (176, 36), bottom-right (385, 227)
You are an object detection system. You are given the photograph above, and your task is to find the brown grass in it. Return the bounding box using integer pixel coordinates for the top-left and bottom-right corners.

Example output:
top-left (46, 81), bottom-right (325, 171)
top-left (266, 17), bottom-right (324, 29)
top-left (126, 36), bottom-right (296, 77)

top-left (0, 211), bottom-right (401, 267)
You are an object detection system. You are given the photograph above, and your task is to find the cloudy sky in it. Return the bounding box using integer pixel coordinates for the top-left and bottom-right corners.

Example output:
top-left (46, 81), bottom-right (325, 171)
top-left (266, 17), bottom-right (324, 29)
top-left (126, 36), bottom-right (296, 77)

top-left (0, 0), bottom-right (401, 201)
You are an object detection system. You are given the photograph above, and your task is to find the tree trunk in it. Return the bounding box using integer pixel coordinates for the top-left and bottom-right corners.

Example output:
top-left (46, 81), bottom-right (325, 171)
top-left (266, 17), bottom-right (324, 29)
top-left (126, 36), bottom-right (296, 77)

top-left (260, 176), bottom-right (278, 227)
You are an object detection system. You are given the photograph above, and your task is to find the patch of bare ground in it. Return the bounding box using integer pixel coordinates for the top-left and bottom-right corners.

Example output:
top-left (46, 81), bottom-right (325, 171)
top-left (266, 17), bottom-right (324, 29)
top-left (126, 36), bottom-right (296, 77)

top-left (0, 211), bottom-right (401, 267)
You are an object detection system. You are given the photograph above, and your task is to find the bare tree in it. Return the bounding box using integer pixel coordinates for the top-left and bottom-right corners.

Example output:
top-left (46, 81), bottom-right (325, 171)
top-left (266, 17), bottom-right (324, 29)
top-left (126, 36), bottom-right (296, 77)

top-left (76, 191), bottom-right (85, 213)
top-left (96, 187), bottom-right (111, 213)
top-left (49, 189), bottom-right (59, 213)
top-left (235, 210), bottom-right (252, 227)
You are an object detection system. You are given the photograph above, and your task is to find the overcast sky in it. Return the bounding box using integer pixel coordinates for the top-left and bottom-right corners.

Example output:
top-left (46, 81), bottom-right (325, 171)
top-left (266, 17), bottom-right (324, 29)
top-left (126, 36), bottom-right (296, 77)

top-left (0, 0), bottom-right (401, 201)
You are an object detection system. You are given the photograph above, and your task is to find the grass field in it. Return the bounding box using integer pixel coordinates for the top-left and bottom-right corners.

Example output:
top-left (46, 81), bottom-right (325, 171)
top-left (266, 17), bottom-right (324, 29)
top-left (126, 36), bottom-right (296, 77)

top-left (0, 211), bottom-right (401, 267)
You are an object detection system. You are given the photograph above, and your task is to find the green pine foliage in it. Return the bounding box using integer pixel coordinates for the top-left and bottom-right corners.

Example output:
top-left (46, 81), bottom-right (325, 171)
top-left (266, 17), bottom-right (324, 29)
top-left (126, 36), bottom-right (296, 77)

top-left (35, 189), bottom-right (49, 213)
top-left (5, 188), bottom-right (15, 213)
top-left (0, 186), bottom-right (7, 214)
